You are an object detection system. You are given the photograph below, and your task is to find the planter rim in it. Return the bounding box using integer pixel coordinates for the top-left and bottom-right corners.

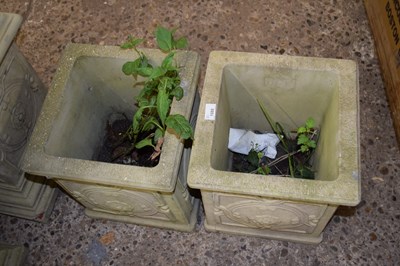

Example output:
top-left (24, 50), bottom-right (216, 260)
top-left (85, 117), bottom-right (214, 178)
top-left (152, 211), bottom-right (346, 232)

top-left (188, 50), bottom-right (361, 206)
top-left (0, 12), bottom-right (22, 64)
top-left (22, 43), bottom-right (200, 192)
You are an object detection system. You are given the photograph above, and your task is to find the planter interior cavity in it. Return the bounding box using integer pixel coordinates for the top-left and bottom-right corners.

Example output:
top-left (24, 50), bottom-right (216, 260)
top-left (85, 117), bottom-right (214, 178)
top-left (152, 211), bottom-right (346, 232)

top-left (214, 64), bottom-right (339, 181)
top-left (23, 44), bottom-right (201, 231)
top-left (45, 56), bottom-right (142, 162)
top-left (188, 51), bottom-right (360, 243)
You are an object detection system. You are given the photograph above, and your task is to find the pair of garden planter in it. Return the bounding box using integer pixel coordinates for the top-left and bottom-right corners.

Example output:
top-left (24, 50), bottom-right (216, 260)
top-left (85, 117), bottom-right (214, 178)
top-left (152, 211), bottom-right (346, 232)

top-left (22, 43), bottom-right (360, 244)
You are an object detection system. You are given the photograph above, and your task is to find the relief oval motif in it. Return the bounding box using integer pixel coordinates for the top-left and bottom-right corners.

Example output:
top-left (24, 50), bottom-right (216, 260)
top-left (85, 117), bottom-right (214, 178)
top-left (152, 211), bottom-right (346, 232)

top-left (217, 199), bottom-right (319, 232)
top-left (0, 79), bottom-right (36, 152)
top-left (72, 187), bottom-right (164, 218)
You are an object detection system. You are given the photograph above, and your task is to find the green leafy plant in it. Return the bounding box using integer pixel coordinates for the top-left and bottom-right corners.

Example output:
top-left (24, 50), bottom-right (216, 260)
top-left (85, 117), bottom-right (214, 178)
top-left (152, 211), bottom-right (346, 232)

top-left (155, 27), bottom-right (188, 52)
top-left (119, 26), bottom-right (193, 161)
top-left (297, 118), bottom-right (317, 153)
top-left (247, 143), bottom-right (271, 175)
top-left (249, 99), bottom-right (319, 179)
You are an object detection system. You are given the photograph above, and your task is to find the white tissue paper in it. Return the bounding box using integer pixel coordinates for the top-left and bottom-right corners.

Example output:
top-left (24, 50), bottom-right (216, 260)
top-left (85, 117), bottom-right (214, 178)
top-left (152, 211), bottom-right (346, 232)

top-left (228, 128), bottom-right (280, 159)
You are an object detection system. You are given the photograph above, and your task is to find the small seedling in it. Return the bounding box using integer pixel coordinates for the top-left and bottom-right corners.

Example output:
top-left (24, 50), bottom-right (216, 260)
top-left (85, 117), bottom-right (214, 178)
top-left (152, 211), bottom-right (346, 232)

top-left (251, 99), bottom-right (319, 179)
top-left (297, 118), bottom-right (317, 153)
top-left (247, 143), bottom-right (271, 175)
top-left (118, 26), bottom-right (193, 161)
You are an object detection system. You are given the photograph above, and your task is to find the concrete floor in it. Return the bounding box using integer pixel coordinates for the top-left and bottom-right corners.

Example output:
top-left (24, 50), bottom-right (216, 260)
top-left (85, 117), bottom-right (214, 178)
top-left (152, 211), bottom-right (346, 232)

top-left (1, 0), bottom-right (400, 265)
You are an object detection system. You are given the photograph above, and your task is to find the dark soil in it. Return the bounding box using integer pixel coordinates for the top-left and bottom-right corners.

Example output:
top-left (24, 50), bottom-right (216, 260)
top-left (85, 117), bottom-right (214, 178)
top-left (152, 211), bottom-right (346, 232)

top-left (96, 116), bottom-right (159, 167)
top-left (231, 139), bottom-right (315, 179)
top-left (231, 143), bottom-right (291, 175)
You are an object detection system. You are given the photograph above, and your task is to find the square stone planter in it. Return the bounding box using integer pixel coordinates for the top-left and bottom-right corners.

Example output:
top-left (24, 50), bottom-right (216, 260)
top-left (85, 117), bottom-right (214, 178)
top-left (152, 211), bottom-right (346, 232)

top-left (0, 12), bottom-right (58, 222)
top-left (22, 43), bottom-right (201, 231)
top-left (0, 243), bottom-right (27, 266)
top-left (188, 51), bottom-right (360, 243)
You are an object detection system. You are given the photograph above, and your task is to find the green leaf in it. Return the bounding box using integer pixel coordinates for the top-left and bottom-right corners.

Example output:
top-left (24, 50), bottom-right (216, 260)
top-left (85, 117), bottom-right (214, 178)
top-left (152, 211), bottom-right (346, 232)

top-left (122, 56), bottom-right (152, 76)
top-left (135, 138), bottom-right (154, 149)
top-left (136, 86), bottom-right (154, 105)
top-left (297, 126), bottom-right (307, 134)
top-left (161, 52), bottom-right (175, 69)
top-left (257, 168), bottom-right (264, 175)
top-left (142, 116), bottom-right (159, 131)
top-left (132, 107), bottom-right (144, 134)
top-left (295, 164), bottom-right (314, 179)
top-left (148, 95), bottom-right (157, 106)
top-left (137, 67), bottom-right (153, 77)
top-left (157, 87), bottom-right (170, 125)
top-left (305, 117), bottom-right (315, 129)
top-left (136, 98), bottom-right (149, 108)
top-left (154, 128), bottom-right (164, 141)
top-left (308, 140), bottom-right (317, 149)
top-left (149, 66), bottom-right (167, 80)
top-left (139, 54), bottom-right (150, 67)
top-left (120, 37), bottom-right (144, 49)
top-left (170, 86), bottom-right (184, 101)
top-left (174, 37), bottom-right (188, 49)
top-left (122, 59), bottom-right (141, 75)
top-left (300, 145), bottom-right (309, 153)
top-left (155, 26), bottom-right (173, 52)
top-left (247, 149), bottom-right (259, 168)
top-left (297, 134), bottom-right (309, 145)
top-left (257, 166), bottom-right (271, 175)
top-left (165, 114), bottom-right (193, 140)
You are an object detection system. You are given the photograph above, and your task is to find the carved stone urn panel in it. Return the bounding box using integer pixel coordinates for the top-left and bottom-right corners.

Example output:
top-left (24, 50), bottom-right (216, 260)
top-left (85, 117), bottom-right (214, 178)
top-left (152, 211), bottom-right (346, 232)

top-left (201, 191), bottom-right (338, 243)
top-left (210, 192), bottom-right (327, 234)
top-left (0, 44), bottom-right (46, 185)
top-left (56, 175), bottom-right (198, 231)
top-left (0, 12), bottom-right (57, 222)
top-left (58, 180), bottom-right (177, 221)
top-left (0, 243), bottom-right (27, 266)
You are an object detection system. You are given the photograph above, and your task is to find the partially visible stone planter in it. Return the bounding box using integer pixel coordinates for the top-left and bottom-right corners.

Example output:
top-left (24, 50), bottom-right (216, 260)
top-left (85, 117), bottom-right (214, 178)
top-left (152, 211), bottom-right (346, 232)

top-left (0, 243), bottom-right (27, 266)
top-left (188, 51), bottom-right (360, 243)
top-left (0, 12), bottom-right (58, 222)
top-left (22, 44), bottom-right (201, 231)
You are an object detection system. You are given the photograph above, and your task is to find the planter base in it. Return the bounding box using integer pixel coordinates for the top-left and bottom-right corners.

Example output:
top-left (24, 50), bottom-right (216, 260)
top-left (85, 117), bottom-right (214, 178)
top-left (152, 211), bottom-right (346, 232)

top-left (86, 198), bottom-right (200, 232)
top-left (0, 13), bottom-right (57, 222)
top-left (57, 177), bottom-right (200, 232)
top-left (201, 190), bottom-right (337, 244)
top-left (0, 244), bottom-right (27, 266)
top-left (0, 174), bottom-right (58, 222)
top-left (204, 220), bottom-right (323, 244)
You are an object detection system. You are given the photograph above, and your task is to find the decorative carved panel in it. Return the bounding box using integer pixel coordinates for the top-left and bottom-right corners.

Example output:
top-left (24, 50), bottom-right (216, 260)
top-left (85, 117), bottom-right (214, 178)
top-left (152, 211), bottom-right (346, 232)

top-left (212, 193), bottom-right (327, 234)
top-left (58, 180), bottom-right (177, 222)
top-left (0, 44), bottom-right (46, 185)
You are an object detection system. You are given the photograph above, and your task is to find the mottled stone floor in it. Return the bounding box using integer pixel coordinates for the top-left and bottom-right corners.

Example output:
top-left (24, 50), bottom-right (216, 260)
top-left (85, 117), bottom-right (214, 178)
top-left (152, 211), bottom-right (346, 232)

top-left (1, 0), bottom-right (400, 265)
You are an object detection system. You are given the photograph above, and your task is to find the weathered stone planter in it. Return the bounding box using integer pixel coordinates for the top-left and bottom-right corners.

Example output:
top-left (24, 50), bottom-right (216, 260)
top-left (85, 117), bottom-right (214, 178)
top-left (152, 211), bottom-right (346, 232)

top-left (0, 243), bottom-right (27, 266)
top-left (188, 51), bottom-right (360, 243)
top-left (0, 12), bottom-right (58, 221)
top-left (22, 44), bottom-right (201, 231)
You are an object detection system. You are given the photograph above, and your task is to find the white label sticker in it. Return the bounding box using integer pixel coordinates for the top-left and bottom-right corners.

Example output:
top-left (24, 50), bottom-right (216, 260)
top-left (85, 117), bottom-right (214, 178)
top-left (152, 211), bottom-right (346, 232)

top-left (205, 103), bottom-right (217, 120)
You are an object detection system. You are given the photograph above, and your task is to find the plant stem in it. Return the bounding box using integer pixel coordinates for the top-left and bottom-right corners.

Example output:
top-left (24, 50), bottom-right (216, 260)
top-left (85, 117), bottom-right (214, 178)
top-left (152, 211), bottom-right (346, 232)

top-left (249, 149), bottom-right (300, 175)
top-left (267, 149), bottom-right (301, 167)
top-left (288, 155), bottom-right (295, 177)
top-left (257, 99), bottom-right (289, 150)
top-left (151, 120), bottom-right (164, 131)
